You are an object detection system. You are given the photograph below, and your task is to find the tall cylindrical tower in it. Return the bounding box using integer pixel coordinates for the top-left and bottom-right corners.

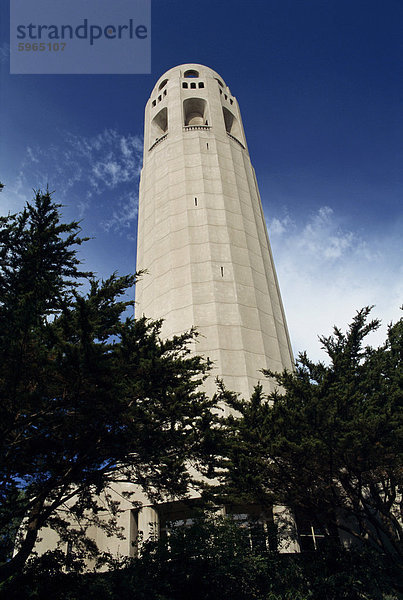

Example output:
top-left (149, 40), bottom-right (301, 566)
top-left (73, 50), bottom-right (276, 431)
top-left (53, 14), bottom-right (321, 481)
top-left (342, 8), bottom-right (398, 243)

top-left (136, 64), bottom-right (293, 400)
top-left (34, 65), bottom-right (299, 563)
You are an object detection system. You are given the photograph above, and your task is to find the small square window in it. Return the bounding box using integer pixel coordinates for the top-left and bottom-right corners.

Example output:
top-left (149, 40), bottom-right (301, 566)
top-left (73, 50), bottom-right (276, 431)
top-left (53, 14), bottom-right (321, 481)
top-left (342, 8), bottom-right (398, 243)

top-left (198, 82), bottom-right (204, 88)
top-left (182, 82), bottom-right (188, 89)
top-left (152, 100), bottom-right (156, 107)
top-left (190, 82), bottom-right (196, 89)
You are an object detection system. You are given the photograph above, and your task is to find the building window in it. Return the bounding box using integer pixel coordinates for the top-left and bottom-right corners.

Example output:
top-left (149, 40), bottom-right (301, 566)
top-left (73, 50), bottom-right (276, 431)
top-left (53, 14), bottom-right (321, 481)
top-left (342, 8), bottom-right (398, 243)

top-left (225, 504), bottom-right (276, 552)
top-left (220, 266), bottom-right (224, 277)
top-left (194, 197), bottom-right (198, 206)
top-left (182, 82), bottom-right (188, 89)
top-left (158, 500), bottom-right (203, 544)
top-left (184, 69), bottom-right (199, 78)
top-left (230, 98), bottom-right (233, 105)
top-left (295, 510), bottom-right (327, 552)
top-left (158, 78), bottom-right (168, 90)
top-left (223, 106), bottom-right (242, 140)
top-left (190, 82), bottom-right (196, 89)
top-left (151, 107), bottom-right (168, 141)
top-left (152, 99), bottom-right (156, 107)
top-left (215, 77), bottom-right (224, 87)
top-left (164, 89), bottom-right (167, 96)
top-left (198, 82), bottom-right (204, 88)
top-left (183, 97), bottom-right (208, 126)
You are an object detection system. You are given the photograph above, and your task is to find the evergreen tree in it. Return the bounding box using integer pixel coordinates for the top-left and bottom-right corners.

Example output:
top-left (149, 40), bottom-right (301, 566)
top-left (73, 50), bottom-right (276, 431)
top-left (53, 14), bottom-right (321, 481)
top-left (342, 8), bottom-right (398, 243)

top-left (221, 308), bottom-right (403, 564)
top-left (6, 516), bottom-right (400, 600)
top-left (0, 191), bottom-right (218, 582)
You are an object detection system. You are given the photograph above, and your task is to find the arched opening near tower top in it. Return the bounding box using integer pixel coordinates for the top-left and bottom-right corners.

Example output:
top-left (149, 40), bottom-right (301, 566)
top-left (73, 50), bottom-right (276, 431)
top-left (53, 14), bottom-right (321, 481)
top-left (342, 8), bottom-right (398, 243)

top-left (183, 97), bottom-right (208, 126)
top-left (222, 106), bottom-right (241, 140)
top-left (151, 107), bottom-right (168, 140)
top-left (184, 69), bottom-right (199, 78)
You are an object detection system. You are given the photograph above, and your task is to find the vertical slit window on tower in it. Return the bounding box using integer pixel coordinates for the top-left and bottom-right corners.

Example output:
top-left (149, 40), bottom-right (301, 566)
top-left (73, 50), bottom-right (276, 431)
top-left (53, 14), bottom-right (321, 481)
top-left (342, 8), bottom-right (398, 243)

top-left (164, 89), bottom-right (167, 96)
top-left (158, 95), bottom-right (162, 102)
top-left (206, 143), bottom-right (209, 150)
top-left (220, 266), bottom-right (224, 277)
top-left (152, 100), bottom-right (156, 107)
top-left (194, 198), bottom-right (198, 206)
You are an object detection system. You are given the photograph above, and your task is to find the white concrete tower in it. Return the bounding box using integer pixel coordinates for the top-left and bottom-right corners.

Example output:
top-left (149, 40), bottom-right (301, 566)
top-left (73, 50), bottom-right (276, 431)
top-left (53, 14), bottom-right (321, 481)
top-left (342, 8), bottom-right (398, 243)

top-left (33, 65), bottom-right (298, 562)
top-left (136, 64), bottom-right (293, 400)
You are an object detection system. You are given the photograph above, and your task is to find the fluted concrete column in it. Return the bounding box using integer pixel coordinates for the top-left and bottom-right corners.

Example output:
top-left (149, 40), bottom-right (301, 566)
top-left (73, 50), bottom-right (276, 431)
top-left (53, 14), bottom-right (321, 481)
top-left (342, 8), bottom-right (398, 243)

top-left (137, 506), bottom-right (159, 544)
top-left (273, 505), bottom-right (300, 553)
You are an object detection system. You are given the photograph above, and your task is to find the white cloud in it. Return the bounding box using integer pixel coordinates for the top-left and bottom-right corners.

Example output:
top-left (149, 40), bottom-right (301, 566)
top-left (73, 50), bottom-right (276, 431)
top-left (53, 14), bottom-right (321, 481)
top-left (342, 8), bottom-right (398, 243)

top-left (26, 146), bottom-right (39, 164)
top-left (269, 215), bottom-right (293, 236)
top-left (267, 206), bottom-right (402, 362)
top-left (63, 129), bottom-right (143, 197)
top-left (1, 129), bottom-right (143, 236)
top-left (102, 191), bottom-right (138, 235)
top-left (77, 199), bottom-right (90, 218)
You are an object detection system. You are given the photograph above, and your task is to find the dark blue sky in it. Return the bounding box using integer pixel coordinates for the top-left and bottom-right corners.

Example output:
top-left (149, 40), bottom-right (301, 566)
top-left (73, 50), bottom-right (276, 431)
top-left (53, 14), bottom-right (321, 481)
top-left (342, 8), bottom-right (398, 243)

top-left (1, 0), bottom-right (401, 359)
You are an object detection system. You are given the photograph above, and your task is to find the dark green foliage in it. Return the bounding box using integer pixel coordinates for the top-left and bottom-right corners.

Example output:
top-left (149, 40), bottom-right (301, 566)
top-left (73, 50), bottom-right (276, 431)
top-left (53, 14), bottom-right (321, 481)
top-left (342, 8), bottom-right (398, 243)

top-left (1, 516), bottom-right (401, 599)
top-left (0, 191), bottom-right (218, 582)
top-left (221, 308), bottom-right (403, 564)
top-left (1, 189), bottom-right (401, 595)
